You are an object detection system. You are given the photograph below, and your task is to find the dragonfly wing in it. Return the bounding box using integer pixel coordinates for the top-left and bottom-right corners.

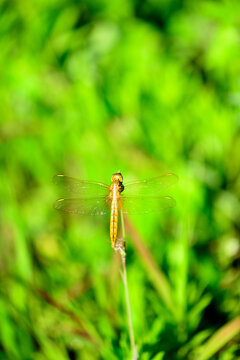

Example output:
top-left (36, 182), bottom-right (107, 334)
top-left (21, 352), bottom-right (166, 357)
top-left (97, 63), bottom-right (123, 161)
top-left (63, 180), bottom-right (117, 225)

top-left (124, 173), bottom-right (178, 196)
top-left (53, 175), bottom-right (110, 196)
top-left (121, 196), bottom-right (176, 214)
top-left (54, 197), bottom-right (111, 215)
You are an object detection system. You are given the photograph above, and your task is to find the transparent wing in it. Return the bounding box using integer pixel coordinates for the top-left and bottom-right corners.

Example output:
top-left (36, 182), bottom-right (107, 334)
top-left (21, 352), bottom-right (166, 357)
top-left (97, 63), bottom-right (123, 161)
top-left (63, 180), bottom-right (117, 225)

top-left (121, 196), bottom-right (176, 214)
top-left (53, 175), bottom-right (110, 196)
top-left (54, 197), bottom-right (110, 215)
top-left (124, 173), bottom-right (178, 196)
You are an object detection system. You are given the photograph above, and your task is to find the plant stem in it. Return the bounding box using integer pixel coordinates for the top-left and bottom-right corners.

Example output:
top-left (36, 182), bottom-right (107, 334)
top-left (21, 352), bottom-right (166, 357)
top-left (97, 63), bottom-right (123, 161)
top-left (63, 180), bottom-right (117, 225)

top-left (115, 211), bottom-right (138, 360)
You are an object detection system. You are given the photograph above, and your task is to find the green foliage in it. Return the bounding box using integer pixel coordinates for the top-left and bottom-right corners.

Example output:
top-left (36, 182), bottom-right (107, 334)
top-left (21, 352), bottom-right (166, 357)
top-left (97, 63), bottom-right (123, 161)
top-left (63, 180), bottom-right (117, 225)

top-left (0, 0), bottom-right (239, 359)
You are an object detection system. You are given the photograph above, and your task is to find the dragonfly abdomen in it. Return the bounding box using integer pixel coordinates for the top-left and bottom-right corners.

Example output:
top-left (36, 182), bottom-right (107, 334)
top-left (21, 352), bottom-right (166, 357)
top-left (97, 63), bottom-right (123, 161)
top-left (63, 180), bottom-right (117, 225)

top-left (110, 198), bottom-right (118, 248)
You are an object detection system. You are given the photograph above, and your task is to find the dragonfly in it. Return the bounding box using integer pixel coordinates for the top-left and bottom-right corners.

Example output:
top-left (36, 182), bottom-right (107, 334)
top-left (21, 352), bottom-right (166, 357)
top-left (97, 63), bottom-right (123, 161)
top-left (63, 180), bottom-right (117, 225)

top-left (53, 171), bottom-right (178, 248)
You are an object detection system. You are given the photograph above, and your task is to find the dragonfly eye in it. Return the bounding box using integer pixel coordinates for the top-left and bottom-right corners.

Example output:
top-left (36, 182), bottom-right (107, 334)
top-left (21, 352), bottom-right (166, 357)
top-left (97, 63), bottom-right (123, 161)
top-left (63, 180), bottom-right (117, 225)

top-left (111, 172), bottom-right (123, 182)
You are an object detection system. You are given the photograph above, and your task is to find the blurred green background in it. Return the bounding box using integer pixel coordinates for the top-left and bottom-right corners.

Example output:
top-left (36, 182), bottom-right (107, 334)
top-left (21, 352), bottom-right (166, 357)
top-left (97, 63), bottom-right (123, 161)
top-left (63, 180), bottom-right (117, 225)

top-left (0, 0), bottom-right (239, 359)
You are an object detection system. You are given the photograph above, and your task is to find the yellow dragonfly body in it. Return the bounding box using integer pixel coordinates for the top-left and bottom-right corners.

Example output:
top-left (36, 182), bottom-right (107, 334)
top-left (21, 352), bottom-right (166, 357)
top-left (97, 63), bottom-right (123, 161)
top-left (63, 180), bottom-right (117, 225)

top-left (53, 171), bottom-right (177, 248)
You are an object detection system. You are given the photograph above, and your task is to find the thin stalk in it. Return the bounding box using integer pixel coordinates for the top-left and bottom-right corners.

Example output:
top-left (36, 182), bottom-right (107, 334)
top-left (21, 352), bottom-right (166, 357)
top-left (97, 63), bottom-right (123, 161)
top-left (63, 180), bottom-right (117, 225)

top-left (115, 210), bottom-right (138, 360)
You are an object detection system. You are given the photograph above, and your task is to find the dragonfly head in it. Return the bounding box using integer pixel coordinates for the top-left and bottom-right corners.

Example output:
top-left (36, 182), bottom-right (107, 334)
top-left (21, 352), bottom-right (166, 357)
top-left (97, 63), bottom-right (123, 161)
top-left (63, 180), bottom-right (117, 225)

top-left (111, 171), bottom-right (123, 183)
